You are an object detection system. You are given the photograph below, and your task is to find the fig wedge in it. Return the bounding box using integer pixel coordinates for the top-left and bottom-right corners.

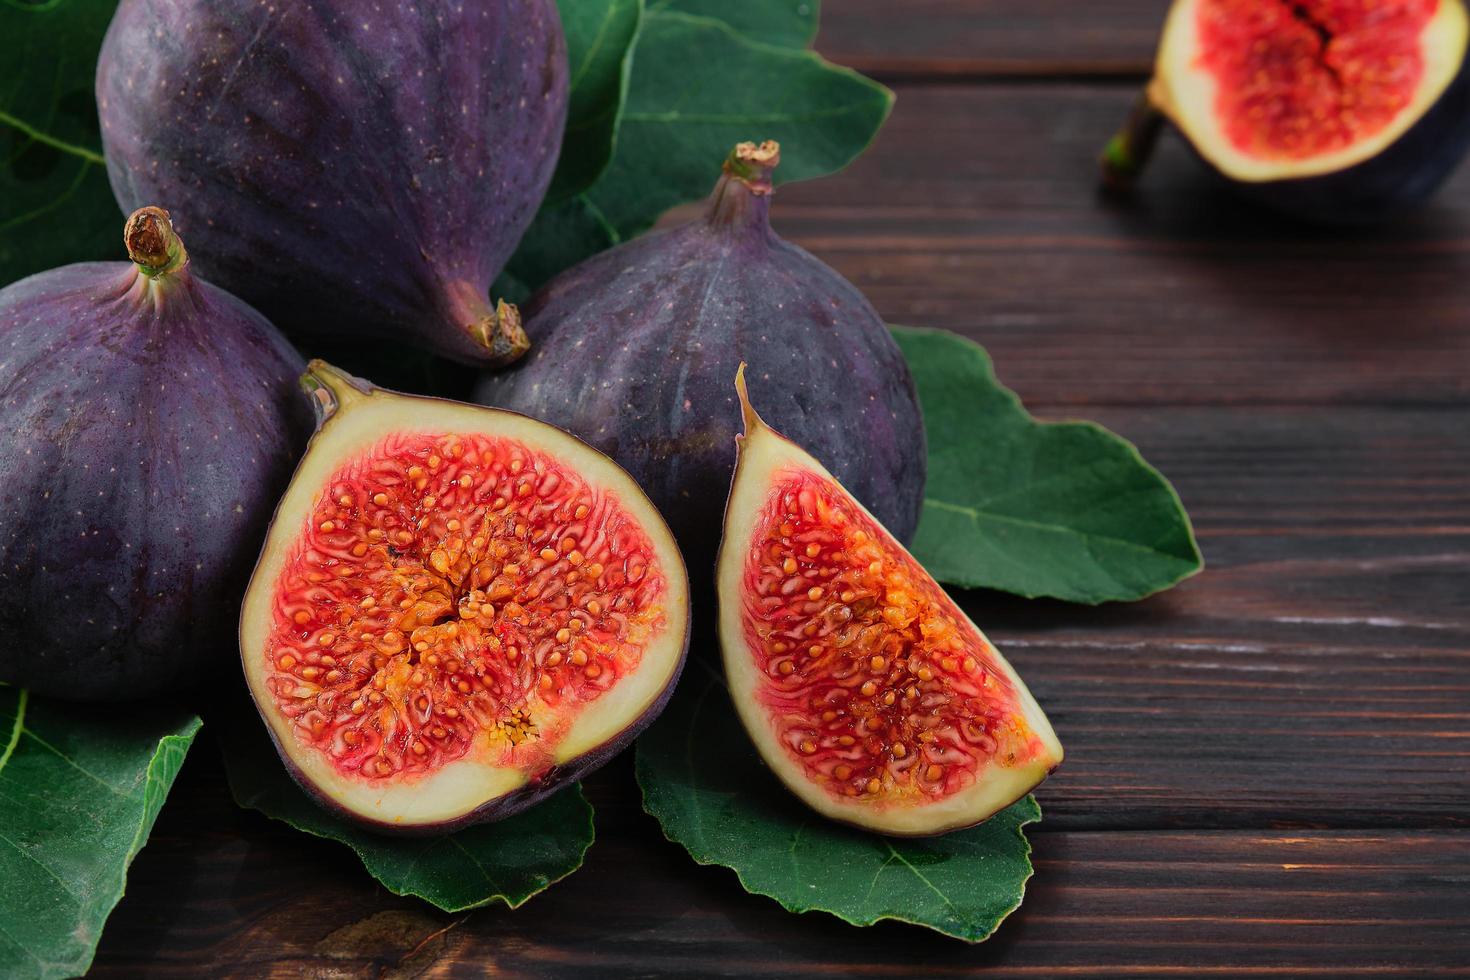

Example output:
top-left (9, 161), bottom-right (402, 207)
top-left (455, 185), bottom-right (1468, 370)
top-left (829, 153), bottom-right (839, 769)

top-left (719, 366), bottom-right (1062, 836)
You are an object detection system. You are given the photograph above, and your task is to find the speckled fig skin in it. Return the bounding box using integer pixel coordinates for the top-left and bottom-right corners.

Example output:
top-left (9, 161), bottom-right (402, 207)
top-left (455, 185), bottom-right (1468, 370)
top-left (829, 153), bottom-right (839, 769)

top-left (97, 0), bottom-right (566, 366)
top-left (0, 208), bottom-right (311, 701)
top-left (474, 142), bottom-right (926, 579)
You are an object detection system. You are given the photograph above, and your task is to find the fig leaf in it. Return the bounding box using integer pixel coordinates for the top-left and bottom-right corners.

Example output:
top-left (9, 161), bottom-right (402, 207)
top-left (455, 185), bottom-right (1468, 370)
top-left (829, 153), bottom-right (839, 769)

top-left (895, 326), bottom-right (1204, 603)
top-left (507, 7), bottom-right (886, 290)
top-left (0, 0), bottom-right (123, 288)
top-left (501, 195), bottom-right (621, 300)
top-left (549, 0), bottom-right (643, 202)
top-left (584, 10), bottom-right (892, 239)
top-left (636, 662), bottom-right (1041, 942)
top-left (0, 688), bottom-right (201, 980)
top-left (219, 700), bottom-right (594, 913)
top-left (648, 0), bottom-right (820, 47)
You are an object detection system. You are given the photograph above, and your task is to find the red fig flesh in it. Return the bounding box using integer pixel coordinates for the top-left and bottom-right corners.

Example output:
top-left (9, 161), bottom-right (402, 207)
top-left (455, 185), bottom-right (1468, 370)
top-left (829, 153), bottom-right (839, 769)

top-left (241, 363), bottom-right (689, 832)
top-left (719, 369), bottom-right (1062, 836)
top-left (1159, 0), bottom-right (1464, 175)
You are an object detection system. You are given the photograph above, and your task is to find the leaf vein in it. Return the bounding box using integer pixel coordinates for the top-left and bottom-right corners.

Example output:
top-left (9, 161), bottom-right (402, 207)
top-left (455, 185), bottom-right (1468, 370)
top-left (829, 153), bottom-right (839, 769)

top-left (923, 496), bottom-right (1193, 562)
top-left (887, 843), bottom-right (964, 924)
top-left (22, 729), bottom-right (132, 797)
top-left (0, 825), bottom-right (82, 903)
top-left (567, 2), bottom-right (621, 92)
top-left (861, 852), bottom-right (898, 906)
top-left (623, 103), bottom-right (883, 126)
top-left (449, 836), bottom-right (504, 895)
top-left (0, 689), bottom-right (26, 777)
top-left (0, 109), bottom-right (104, 164)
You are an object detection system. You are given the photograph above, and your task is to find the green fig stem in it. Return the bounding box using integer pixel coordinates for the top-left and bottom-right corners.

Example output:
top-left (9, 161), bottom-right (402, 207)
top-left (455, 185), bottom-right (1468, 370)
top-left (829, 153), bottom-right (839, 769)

top-left (1100, 91), bottom-right (1166, 192)
top-left (724, 140), bottom-right (780, 189)
top-left (124, 206), bottom-right (189, 278)
top-left (708, 140), bottom-right (780, 229)
top-left (301, 360), bottom-right (373, 427)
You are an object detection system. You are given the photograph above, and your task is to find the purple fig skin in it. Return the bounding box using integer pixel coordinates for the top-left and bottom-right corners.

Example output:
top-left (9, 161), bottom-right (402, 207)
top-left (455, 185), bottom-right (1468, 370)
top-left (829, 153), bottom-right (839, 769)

top-left (0, 209), bottom-right (312, 702)
top-left (96, 0), bottom-right (566, 366)
top-left (473, 142), bottom-right (927, 579)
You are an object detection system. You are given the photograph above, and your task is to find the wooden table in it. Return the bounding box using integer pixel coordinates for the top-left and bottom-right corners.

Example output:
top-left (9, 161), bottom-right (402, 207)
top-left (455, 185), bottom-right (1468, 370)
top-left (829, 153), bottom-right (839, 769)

top-left (92, 4), bottom-right (1470, 975)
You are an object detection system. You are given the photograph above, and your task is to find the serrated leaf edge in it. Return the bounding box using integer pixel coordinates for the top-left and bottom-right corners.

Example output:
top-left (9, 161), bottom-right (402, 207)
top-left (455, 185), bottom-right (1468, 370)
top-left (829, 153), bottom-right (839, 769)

top-left (230, 780), bottom-right (596, 914)
top-left (635, 669), bottom-right (1043, 943)
top-left (0, 705), bottom-right (203, 980)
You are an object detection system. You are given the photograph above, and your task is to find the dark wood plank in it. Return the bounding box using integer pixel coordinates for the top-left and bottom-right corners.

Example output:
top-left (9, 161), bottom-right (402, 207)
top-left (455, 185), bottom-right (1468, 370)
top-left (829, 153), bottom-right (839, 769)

top-left (980, 404), bottom-right (1470, 829)
top-left (765, 83), bottom-right (1470, 408)
top-left (817, 0), bottom-right (1167, 76)
top-left (89, 752), bottom-right (1470, 977)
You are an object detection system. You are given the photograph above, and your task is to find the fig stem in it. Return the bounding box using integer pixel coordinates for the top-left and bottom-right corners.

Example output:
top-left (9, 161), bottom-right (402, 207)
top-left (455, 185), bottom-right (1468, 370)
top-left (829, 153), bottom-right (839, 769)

top-left (443, 280), bottom-right (530, 367)
top-left (124, 207), bottom-right (189, 278)
top-left (480, 299), bottom-right (531, 367)
top-left (708, 141), bottom-right (780, 229)
top-left (734, 362), bottom-right (761, 437)
top-left (301, 360), bottom-right (372, 427)
top-left (723, 140), bottom-right (780, 190)
top-left (1100, 91), bottom-right (1166, 192)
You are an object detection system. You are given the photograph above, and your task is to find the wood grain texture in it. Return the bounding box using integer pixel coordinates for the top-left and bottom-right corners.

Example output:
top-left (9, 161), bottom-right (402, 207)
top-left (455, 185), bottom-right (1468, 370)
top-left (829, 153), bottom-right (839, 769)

top-left (817, 0), bottom-right (1168, 76)
top-left (982, 404), bottom-right (1470, 829)
top-left (767, 84), bottom-right (1470, 408)
top-left (89, 752), bottom-right (1470, 977)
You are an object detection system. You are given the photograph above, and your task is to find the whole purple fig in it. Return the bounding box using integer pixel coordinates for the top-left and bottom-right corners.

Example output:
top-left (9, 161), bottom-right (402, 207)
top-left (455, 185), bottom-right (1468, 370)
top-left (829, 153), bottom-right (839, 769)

top-left (474, 142), bottom-right (926, 578)
top-left (0, 208), bottom-right (311, 701)
top-left (97, 0), bottom-right (567, 366)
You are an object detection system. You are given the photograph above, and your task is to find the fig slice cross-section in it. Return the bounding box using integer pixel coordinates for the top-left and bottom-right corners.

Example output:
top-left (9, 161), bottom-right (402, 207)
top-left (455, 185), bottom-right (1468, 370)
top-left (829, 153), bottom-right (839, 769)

top-left (718, 366), bottom-right (1062, 836)
top-left (1157, 0), bottom-right (1469, 179)
top-left (240, 362), bottom-right (689, 833)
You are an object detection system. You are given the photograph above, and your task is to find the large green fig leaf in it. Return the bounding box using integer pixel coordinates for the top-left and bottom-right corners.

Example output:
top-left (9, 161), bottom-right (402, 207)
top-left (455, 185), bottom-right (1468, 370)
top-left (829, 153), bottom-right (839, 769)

top-left (585, 10), bottom-right (891, 239)
top-left (0, 689), bottom-right (201, 980)
top-left (549, 0), bottom-right (643, 202)
top-left (506, 7), bottom-right (887, 291)
top-left (895, 326), bottom-right (1203, 603)
top-left (220, 702), bottom-right (594, 913)
top-left (0, 0), bottom-right (123, 288)
top-left (500, 194), bottom-right (621, 301)
top-left (648, 0), bottom-right (819, 47)
top-left (635, 663), bottom-right (1041, 942)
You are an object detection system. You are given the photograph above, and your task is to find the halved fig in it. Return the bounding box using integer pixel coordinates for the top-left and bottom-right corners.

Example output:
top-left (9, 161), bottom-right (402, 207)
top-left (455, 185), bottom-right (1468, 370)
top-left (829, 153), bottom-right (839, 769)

top-left (718, 367), bottom-right (1062, 836)
top-left (1104, 0), bottom-right (1470, 220)
top-left (240, 362), bottom-right (689, 833)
